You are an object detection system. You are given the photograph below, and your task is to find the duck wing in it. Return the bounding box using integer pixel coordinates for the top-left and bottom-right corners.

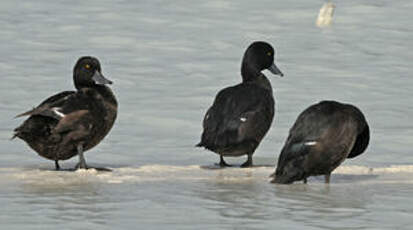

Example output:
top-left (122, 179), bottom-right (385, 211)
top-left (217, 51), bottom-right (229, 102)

top-left (198, 83), bottom-right (274, 151)
top-left (15, 89), bottom-right (99, 133)
top-left (15, 91), bottom-right (76, 120)
top-left (276, 101), bottom-right (359, 171)
top-left (13, 89), bottom-right (98, 142)
top-left (15, 88), bottom-right (101, 123)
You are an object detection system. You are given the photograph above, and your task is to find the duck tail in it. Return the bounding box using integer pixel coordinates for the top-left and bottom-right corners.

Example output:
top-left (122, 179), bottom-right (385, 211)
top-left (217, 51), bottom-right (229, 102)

top-left (15, 109), bottom-right (35, 118)
top-left (10, 133), bottom-right (18, 140)
top-left (11, 127), bottom-right (22, 140)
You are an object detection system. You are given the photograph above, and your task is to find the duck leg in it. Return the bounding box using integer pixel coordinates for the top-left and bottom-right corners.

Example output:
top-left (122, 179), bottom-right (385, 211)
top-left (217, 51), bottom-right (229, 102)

top-left (240, 153), bottom-right (253, 168)
top-left (76, 144), bottom-right (88, 169)
top-left (219, 155), bottom-right (231, 167)
top-left (324, 173), bottom-right (331, 184)
top-left (55, 160), bottom-right (60, 171)
top-left (73, 144), bottom-right (111, 172)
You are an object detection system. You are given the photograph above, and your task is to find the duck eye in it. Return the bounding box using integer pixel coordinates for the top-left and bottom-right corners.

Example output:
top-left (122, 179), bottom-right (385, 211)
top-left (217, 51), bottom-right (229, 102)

top-left (267, 52), bottom-right (272, 56)
top-left (85, 64), bottom-right (91, 69)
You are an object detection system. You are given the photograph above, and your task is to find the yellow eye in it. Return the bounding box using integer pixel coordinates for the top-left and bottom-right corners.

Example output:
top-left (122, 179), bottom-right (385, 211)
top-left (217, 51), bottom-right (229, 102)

top-left (85, 64), bottom-right (91, 69)
top-left (267, 52), bottom-right (272, 56)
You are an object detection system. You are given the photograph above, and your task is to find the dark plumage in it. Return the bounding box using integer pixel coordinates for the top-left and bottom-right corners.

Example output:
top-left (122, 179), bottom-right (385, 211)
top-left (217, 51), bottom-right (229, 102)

top-left (13, 56), bottom-right (117, 170)
top-left (272, 101), bottom-right (370, 184)
top-left (197, 41), bottom-right (284, 167)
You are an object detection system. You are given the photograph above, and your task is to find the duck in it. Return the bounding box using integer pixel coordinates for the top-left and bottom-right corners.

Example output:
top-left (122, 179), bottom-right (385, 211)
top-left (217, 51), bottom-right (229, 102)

top-left (13, 56), bottom-right (118, 170)
top-left (272, 100), bottom-right (370, 184)
top-left (197, 41), bottom-right (284, 167)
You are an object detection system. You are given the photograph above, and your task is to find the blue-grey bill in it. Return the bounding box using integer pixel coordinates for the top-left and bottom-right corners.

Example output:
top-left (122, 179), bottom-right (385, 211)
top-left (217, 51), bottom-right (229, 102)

top-left (92, 71), bottom-right (113, 85)
top-left (268, 63), bottom-right (284, 77)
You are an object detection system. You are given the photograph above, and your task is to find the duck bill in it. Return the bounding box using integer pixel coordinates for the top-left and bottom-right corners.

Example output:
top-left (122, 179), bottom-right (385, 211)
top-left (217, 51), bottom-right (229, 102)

top-left (92, 71), bottom-right (113, 85)
top-left (268, 63), bottom-right (284, 77)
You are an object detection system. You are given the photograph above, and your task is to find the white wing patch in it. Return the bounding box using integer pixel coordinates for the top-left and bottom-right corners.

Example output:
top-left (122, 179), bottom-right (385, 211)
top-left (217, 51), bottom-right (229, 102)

top-left (52, 107), bottom-right (65, 118)
top-left (304, 141), bottom-right (317, 146)
top-left (240, 117), bottom-right (247, 122)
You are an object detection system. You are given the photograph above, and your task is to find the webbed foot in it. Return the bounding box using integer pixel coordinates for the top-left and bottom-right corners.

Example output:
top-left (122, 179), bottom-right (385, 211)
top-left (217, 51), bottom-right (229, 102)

top-left (216, 155), bottom-right (231, 168)
top-left (240, 154), bottom-right (253, 168)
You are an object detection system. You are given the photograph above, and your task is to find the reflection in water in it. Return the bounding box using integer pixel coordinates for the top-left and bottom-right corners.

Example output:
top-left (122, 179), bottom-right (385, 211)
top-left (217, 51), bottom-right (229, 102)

top-left (14, 170), bottom-right (118, 227)
top-left (1, 164), bottom-right (413, 229)
top-left (195, 169), bottom-right (380, 229)
top-left (271, 184), bottom-right (371, 229)
top-left (197, 170), bottom-right (274, 223)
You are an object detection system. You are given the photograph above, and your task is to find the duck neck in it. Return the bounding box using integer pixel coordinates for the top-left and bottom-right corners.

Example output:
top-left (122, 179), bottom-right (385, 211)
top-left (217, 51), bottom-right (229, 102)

top-left (73, 74), bottom-right (95, 90)
top-left (75, 83), bottom-right (118, 106)
top-left (241, 61), bottom-right (261, 83)
top-left (94, 85), bottom-right (118, 106)
top-left (241, 62), bottom-right (272, 91)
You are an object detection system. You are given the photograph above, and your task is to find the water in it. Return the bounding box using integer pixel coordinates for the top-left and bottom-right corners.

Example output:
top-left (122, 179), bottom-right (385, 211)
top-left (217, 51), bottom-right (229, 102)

top-left (0, 0), bottom-right (412, 229)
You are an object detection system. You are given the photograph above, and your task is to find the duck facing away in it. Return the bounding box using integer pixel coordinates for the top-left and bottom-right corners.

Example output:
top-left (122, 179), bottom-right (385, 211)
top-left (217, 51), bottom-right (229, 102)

top-left (13, 56), bottom-right (118, 170)
top-left (272, 101), bottom-right (369, 184)
top-left (197, 41), bottom-right (284, 167)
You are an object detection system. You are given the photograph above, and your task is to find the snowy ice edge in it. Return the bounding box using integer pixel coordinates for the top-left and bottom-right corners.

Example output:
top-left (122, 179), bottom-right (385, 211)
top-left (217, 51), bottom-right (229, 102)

top-left (3, 164), bottom-right (413, 174)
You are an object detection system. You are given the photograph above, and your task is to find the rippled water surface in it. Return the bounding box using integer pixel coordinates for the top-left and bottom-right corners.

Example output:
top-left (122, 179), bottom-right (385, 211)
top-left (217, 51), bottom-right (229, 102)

top-left (0, 0), bottom-right (412, 229)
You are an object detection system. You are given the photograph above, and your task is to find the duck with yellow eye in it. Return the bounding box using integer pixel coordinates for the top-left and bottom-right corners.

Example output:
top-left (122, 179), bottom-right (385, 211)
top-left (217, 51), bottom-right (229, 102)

top-left (197, 41), bottom-right (284, 167)
top-left (13, 56), bottom-right (117, 171)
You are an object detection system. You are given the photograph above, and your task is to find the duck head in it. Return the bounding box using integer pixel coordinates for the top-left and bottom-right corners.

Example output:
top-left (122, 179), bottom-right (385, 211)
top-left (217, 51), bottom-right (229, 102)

top-left (272, 159), bottom-right (306, 184)
top-left (241, 41), bottom-right (284, 82)
top-left (73, 56), bottom-right (112, 90)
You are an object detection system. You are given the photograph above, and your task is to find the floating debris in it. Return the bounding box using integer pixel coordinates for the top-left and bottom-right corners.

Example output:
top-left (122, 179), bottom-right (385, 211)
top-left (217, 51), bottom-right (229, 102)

top-left (316, 2), bottom-right (336, 27)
